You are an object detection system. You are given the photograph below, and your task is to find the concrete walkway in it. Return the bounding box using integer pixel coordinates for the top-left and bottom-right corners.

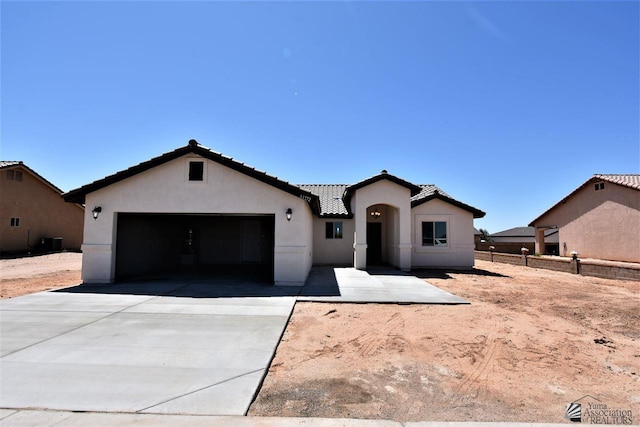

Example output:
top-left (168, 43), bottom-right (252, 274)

top-left (298, 267), bottom-right (468, 304)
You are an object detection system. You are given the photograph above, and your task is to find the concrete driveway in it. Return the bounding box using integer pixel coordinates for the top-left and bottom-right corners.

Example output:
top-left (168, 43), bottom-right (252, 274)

top-left (0, 289), bottom-right (295, 415)
top-left (1, 267), bottom-right (465, 417)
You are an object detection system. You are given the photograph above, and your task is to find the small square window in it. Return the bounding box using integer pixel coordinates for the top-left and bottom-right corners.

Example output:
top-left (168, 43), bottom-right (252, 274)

top-left (14, 171), bottom-right (22, 181)
top-left (7, 170), bottom-right (14, 180)
top-left (325, 221), bottom-right (343, 239)
top-left (10, 218), bottom-right (20, 227)
top-left (188, 161), bottom-right (204, 181)
top-left (595, 182), bottom-right (605, 191)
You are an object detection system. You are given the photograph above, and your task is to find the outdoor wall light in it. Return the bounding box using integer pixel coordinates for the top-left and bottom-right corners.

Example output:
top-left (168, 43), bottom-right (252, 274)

top-left (92, 206), bottom-right (102, 220)
top-left (286, 208), bottom-right (293, 221)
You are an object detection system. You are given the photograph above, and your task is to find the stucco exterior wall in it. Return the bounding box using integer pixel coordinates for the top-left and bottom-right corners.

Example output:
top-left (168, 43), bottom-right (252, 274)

top-left (1, 167), bottom-right (84, 253)
top-left (411, 198), bottom-right (475, 269)
top-left (81, 154), bottom-right (313, 284)
top-left (311, 217), bottom-right (354, 265)
top-left (534, 183), bottom-right (639, 263)
top-left (350, 180), bottom-right (413, 270)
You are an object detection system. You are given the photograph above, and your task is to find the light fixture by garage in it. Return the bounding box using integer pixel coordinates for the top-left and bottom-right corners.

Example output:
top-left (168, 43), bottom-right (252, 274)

top-left (286, 208), bottom-right (293, 221)
top-left (92, 206), bottom-right (102, 220)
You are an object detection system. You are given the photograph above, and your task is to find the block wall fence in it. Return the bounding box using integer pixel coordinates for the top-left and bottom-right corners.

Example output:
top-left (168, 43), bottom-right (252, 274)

top-left (475, 251), bottom-right (640, 281)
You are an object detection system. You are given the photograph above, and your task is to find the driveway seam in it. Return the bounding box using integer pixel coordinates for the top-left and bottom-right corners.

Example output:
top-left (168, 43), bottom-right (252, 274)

top-left (0, 295), bottom-right (159, 358)
top-left (135, 367), bottom-right (265, 413)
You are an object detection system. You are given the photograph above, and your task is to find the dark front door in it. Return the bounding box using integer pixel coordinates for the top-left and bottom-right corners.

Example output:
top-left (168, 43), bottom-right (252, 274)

top-left (367, 222), bottom-right (382, 265)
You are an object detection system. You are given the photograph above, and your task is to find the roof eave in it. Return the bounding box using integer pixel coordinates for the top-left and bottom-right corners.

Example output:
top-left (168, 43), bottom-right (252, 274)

top-left (411, 194), bottom-right (486, 219)
top-left (62, 142), bottom-right (321, 215)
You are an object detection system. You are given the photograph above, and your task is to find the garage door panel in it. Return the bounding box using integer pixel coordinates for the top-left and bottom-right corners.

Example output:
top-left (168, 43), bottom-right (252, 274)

top-left (115, 214), bottom-right (274, 281)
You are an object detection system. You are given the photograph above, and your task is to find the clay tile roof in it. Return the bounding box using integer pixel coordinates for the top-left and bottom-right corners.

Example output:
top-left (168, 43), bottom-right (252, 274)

top-left (0, 160), bottom-right (23, 168)
top-left (593, 174), bottom-right (640, 190)
top-left (297, 184), bottom-right (350, 217)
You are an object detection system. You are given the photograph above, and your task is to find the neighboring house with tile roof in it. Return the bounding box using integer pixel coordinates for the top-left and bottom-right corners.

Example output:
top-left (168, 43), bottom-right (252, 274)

top-left (63, 140), bottom-right (485, 285)
top-left (1, 161), bottom-right (84, 254)
top-left (529, 174), bottom-right (640, 262)
top-left (486, 226), bottom-right (560, 255)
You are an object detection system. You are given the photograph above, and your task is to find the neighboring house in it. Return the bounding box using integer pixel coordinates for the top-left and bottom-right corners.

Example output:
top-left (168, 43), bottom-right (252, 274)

top-left (529, 174), bottom-right (640, 263)
top-left (1, 161), bottom-right (84, 254)
top-left (483, 226), bottom-right (559, 255)
top-left (63, 140), bottom-right (485, 285)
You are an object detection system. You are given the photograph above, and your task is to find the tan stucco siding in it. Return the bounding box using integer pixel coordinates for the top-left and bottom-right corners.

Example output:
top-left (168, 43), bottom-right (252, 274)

top-left (81, 155), bottom-right (313, 284)
top-left (0, 167), bottom-right (84, 252)
top-left (411, 198), bottom-right (475, 269)
top-left (534, 184), bottom-right (639, 262)
top-left (311, 217), bottom-right (354, 265)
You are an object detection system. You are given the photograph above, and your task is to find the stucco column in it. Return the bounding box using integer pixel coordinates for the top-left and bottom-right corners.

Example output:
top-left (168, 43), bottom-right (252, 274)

top-left (398, 205), bottom-right (412, 271)
top-left (354, 203), bottom-right (368, 270)
top-left (534, 227), bottom-right (546, 255)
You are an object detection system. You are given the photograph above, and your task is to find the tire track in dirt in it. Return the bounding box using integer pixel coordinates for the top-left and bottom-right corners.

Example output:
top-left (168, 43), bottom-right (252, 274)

top-left (350, 311), bottom-right (405, 358)
top-left (449, 315), bottom-right (501, 408)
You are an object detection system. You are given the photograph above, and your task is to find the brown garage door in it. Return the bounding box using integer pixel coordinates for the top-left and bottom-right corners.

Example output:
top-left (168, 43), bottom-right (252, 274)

top-left (115, 214), bottom-right (274, 282)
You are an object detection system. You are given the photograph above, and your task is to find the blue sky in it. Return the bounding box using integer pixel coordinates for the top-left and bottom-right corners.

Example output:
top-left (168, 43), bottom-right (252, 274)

top-left (2, 1), bottom-right (638, 233)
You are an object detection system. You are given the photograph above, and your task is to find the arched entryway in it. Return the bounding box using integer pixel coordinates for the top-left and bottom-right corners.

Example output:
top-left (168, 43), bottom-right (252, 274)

top-left (366, 204), bottom-right (399, 267)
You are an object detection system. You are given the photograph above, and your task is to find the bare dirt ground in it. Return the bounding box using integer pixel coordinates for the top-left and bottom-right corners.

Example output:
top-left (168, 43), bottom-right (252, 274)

top-left (0, 252), bottom-right (82, 299)
top-left (2, 255), bottom-right (637, 423)
top-left (250, 260), bottom-right (639, 423)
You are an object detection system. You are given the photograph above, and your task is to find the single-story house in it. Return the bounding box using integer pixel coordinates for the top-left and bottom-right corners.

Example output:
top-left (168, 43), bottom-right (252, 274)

top-left (529, 174), bottom-right (640, 263)
top-left (483, 226), bottom-right (559, 255)
top-left (63, 140), bottom-right (485, 285)
top-left (1, 161), bottom-right (84, 254)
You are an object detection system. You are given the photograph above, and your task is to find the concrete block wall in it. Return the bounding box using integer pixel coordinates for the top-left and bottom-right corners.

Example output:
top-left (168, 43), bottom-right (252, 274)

top-left (475, 251), bottom-right (640, 281)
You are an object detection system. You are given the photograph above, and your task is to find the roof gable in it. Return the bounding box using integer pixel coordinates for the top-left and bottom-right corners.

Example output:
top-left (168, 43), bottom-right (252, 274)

top-left (529, 173), bottom-right (640, 226)
top-left (1, 161), bottom-right (64, 194)
top-left (63, 140), bottom-right (321, 214)
top-left (410, 185), bottom-right (486, 218)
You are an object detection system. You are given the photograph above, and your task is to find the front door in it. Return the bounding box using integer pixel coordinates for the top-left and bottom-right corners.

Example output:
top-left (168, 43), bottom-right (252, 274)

top-left (367, 222), bottom-right (382, 265)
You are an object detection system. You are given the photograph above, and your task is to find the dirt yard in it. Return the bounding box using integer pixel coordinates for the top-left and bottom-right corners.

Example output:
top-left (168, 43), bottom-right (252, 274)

top-left (249, 260), bottom-right (639, 423)
top-left (0, 252), bottom-right (82, 299)
top-left (2, 254), bottom-right (637, 423)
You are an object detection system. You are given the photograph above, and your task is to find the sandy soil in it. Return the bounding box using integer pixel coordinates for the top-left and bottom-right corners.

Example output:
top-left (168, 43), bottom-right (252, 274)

top-left (249, 260), bottom-right (639, 423)
top-left (0, 252), bottom-right (82, 299)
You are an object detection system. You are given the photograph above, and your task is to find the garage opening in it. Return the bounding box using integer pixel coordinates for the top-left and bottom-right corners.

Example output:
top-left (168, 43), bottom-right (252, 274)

top-left (115, 214), bottom-right (274, 283)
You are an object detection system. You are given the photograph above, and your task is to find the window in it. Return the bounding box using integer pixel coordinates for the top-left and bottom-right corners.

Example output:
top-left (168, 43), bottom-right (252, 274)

top-left (6, 170), bottom-right (21, 181)
top-left (10, 218), bottom-right (20, 227)
top-left (188, 161), bottom-right (204, 181)
top-left (325, 221), bottom-right (343, 239)
top-left (422, 221), bottom-right (447, 246)
top-left (595, 182), bottom-right (605, 191)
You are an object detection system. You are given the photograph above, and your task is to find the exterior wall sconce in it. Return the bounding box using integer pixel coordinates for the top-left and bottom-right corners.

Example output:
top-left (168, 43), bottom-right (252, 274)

top-left (370, 207), bottom-right (381, 219)
top-left (286, 208), bottom-right (292, 221)
top-left (92, 206), bottom-right (102, 220)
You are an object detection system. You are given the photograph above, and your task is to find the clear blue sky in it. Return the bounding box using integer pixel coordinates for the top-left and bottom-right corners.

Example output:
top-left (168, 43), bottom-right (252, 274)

top-left (2, 1), bottom-right (638, 233)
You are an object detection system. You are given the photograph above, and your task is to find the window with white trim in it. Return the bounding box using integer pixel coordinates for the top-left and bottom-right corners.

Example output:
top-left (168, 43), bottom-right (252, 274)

top-left (10, 217), bottom-right (20, 227)
top-left (422, 221), bottom-right (447, 246)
